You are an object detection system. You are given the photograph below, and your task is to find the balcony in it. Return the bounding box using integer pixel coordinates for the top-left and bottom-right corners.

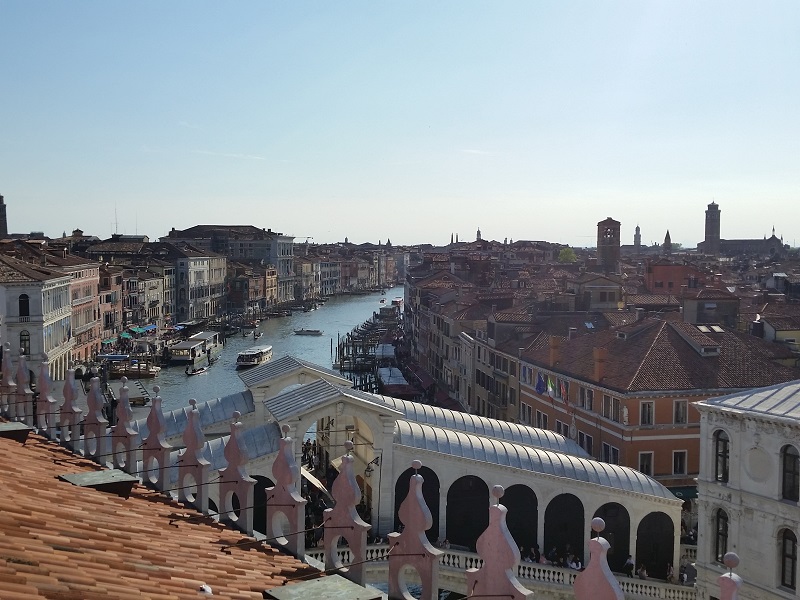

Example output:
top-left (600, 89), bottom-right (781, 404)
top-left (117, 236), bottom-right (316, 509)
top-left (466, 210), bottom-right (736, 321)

top-left (72, 295), bottom-right (95, 307)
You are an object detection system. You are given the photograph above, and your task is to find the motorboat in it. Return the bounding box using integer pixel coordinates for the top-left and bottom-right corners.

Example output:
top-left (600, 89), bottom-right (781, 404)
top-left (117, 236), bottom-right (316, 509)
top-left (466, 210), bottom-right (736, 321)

top-left (294, 328), bottom-right (323, 336)
top-left (236, 345), bottom-right (273, 369)
top-left (185, 365), bottom-right (210, 376)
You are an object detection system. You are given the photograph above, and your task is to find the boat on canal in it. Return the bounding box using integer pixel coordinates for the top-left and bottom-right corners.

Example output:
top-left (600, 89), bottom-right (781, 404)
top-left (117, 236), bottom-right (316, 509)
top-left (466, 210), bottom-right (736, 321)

top-left (294, 328), bottom-right (323, 336)
top-left (168, 331), bottom-right (223, 366)
top-left (235, 345), bottom-right (273, 369)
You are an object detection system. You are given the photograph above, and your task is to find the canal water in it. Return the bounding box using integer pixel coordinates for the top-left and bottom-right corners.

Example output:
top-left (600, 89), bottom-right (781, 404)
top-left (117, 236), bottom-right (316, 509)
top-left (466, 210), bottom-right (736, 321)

top-left (150, 285), bottom-right (402, 414)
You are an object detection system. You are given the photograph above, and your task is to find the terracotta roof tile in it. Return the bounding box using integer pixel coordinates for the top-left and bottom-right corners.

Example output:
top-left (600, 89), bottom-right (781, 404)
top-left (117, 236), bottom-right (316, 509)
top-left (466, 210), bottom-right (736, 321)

top-left (0, 433), bottom-right (312, 599)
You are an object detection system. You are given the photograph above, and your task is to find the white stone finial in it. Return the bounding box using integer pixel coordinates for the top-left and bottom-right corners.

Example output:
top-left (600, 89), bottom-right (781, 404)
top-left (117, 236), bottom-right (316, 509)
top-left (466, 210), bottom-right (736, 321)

top-left (153, 384), bottom-right (160, 395)
top-left (492, 484), bottom-right (504, 505)
top-left (718, 552), bottom-right (743, 600)
top-left (344, 439), bottom-right (354, 454)
top-left (592, 517), bottom-right (606, 533)
top-left (232, 410), bottom-right (241, 421)
top-left (281, 423), bottom-right (290, 437)
top-left (412, 459), bottom-right (422, 471)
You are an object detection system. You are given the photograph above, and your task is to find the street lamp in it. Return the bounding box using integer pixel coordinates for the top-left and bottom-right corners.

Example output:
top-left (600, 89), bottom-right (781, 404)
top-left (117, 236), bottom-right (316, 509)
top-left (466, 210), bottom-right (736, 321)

top-left (364, 455), bottom-right (380, 477)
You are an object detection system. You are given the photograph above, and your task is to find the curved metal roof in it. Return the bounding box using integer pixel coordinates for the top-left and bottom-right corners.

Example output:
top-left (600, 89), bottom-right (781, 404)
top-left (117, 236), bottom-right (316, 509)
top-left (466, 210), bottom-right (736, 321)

top-left (393, 420), bottom-right (675, 500)
top-left (134, 390), bottom-right (255, 440)
top-left (380, 396), bottom-right (588, 457)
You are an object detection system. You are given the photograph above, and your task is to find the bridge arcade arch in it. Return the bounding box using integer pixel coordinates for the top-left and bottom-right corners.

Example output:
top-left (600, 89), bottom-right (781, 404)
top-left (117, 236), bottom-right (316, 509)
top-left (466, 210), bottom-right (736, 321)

top-left (446, 475), bottom-right (489, 550)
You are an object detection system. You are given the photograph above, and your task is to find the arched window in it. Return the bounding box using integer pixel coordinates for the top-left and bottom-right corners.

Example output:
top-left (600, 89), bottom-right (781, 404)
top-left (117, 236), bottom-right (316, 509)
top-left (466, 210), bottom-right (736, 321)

top-left (783, 446), bottom-right (800, 502)
top-left (19, 330), bottom-right (31, 356)
top-left (714, 509), bottom-right (728, 562)
top-left (714, 430), bottom-right (730, 483)
top-left (782, 529), bottom-right (797, 590)
top-left (18, 294), bottom-right (30, 317)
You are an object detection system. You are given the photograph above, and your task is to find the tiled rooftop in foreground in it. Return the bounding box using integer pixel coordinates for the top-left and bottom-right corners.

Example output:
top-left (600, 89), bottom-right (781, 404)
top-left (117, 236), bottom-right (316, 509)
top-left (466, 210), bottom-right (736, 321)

top-left (0, 432), bottom-right (313, 599)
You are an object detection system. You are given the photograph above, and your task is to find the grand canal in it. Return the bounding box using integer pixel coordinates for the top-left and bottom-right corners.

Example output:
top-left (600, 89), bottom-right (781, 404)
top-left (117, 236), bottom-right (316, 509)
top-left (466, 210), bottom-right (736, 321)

top-left (149, 285), bottom-right (402, 413)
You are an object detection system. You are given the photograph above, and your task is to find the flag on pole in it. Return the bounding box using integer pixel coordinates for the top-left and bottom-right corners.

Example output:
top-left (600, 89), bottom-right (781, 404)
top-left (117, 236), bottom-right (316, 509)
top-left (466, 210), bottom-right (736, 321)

top-left (547, 376), bottom-right (556, 398)
top-left (535, 373), bottom-right (546, 395)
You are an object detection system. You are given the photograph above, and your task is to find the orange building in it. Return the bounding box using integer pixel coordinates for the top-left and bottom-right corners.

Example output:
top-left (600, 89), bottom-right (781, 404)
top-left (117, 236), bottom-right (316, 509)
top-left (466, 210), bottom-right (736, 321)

top-left (517, 316), bottom-right (800, 499)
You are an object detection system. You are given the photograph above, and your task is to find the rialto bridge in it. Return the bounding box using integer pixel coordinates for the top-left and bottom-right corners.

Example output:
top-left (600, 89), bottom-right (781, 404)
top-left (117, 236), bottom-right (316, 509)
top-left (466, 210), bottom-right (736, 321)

top-left (133, 355), bottom-right (684, 580)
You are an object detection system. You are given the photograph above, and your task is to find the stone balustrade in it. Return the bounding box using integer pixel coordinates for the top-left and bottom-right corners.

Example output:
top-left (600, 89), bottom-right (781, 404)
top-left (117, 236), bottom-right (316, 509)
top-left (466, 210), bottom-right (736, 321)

top-left (308, 544), bottom-right (698, 599)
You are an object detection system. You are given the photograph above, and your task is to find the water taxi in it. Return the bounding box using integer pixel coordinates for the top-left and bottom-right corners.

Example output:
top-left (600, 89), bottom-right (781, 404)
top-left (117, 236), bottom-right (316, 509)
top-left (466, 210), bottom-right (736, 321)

top-left (168, 331), bottom-right (223, 366)
top-left (294, 328), bottom-right (323, 336)
top-left (235, 345), bottom-right (273, 369)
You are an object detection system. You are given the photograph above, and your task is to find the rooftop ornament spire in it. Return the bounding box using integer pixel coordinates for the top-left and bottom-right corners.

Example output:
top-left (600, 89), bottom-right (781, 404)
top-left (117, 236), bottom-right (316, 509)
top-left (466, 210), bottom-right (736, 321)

top-left (35, 361), bottom-right (59, 438)
top-left (388, 459), bottom-right (442, 600)
top-left (83, 374), bottom-right (110, 464)
top-left (111, 377), bottom-right (138, 473)
top-left (14, 351), bottom-right (33, 425)
top-left (141, 385), bottom-right (172, 490)
top-left (266, 424), bottom-right (307, 558)
top-left (0, 342), bottom-right (17, 416)
top-left (573, 517), bottom-right (624, 600)
top-left (323, 440), bottom-right (370, 585)
top-left (178, 398), bottom-right (210, 514)
top-left (59, 368), bottom-right (82, 451)
top-left (218, 410), bottom-right (256, 536)
top-left (466, 485), bottom-right (534, 599)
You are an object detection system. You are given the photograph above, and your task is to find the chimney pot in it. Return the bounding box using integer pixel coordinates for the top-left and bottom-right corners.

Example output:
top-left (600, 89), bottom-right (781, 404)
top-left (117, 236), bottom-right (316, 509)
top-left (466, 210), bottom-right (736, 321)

top-left (549, 337), bottom-right (561, 367)
top-left (593, 347), bottom-right (608, 381)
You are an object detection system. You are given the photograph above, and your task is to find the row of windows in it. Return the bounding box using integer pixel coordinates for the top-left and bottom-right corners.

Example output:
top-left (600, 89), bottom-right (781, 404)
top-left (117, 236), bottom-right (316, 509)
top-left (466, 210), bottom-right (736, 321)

top-left (714, 430), bottom-right (800, 501)
top-left (715, 510), bottom-right (797, 590)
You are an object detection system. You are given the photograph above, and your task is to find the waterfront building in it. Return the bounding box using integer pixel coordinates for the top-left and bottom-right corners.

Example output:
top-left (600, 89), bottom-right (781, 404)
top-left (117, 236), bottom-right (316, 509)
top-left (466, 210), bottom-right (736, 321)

top-left (226, 262), bottom-right (267, 314)
top-left (293, 256), bottom-right (320, 301)
top-left (0, 240), bottom-right (102, 366)
top-left (318, 257), bottom-right (341, 297)
top-left (99, 263), bottom-right (124, 346)
top-left (0, 253), bottom-right (73, 380)
top-left (161, 225), bottom-right (296, 305)
top-left (695, 379), bottom-right (800, 599)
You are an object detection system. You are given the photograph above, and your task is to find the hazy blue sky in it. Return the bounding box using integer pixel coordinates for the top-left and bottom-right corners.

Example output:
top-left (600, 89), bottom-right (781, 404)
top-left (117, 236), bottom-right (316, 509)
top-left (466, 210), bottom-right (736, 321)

top-left (1, 2), bottom-right (798, 248)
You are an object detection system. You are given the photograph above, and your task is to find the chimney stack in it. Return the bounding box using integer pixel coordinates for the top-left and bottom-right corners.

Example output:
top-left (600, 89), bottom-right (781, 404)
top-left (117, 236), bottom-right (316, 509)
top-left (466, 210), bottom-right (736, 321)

top-left (549, 337), bottom-right (561, 367)
top-left (593, 347), bottom-right (608, 382)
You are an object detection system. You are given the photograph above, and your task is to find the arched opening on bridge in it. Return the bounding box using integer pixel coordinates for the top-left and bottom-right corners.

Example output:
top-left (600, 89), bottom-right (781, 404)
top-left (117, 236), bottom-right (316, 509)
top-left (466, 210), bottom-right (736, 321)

top-left (594, 502), bottom-right (630, 572)
top-left (446, 475), bottom-right (489, 551)
top-left (253, 475), bottom-right (275, 535)
top-left (543, 493), bottom-right (584, 564)
top-left (635, 511), bottom-right (674, 580)
top-left (394, 465), bottom-right (440, 544)
top-left (503, 484), bottom-right (538, 552)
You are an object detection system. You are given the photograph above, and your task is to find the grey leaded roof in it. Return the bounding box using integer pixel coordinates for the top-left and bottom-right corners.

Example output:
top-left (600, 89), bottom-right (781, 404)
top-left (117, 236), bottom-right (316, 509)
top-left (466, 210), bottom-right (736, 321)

top-left (380, 396), bottom-right (588, 457)
top-left (134, 391), bottom-right (255, 440)
top-left (238, 355), bottom-right (345, 388)
top-left (264, 378), bottom-right (400, 423)
top-left (393, 420), bottom-right (675, 500)
top-left (699, 379), bottom-right (800, 420)
top-left (164, 422), bottom-right (283, 483)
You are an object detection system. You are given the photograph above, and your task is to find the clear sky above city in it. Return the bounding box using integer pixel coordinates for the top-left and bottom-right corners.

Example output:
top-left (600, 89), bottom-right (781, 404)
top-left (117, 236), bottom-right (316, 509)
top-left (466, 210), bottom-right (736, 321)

top-left (1, 2), bottom-right (798, 248)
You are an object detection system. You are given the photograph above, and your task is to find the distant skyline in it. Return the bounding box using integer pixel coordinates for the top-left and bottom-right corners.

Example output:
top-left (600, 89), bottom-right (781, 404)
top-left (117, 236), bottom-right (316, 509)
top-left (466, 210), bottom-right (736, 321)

top-left (1, 2), bottom-right (798, 248)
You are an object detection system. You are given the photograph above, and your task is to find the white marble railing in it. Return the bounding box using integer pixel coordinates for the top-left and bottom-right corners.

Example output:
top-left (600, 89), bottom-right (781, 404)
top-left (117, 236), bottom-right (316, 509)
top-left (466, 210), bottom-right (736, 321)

top-left (307, 544), bottom-right (698, 599)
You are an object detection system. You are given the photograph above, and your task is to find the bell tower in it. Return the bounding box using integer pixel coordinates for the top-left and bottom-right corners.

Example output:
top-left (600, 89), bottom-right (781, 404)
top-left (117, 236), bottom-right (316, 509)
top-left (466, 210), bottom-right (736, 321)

top-left (704, 202), bottom-right (720, 255)
top-left (597, 217), bottom-right (621, 272)
top-left (0, 194), bottom-right (7, 238)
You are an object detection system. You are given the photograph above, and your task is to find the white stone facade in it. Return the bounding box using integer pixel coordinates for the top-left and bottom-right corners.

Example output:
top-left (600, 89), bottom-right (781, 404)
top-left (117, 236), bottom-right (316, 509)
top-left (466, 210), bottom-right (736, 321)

top-left (695, 381), bottom-right (800, 599)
